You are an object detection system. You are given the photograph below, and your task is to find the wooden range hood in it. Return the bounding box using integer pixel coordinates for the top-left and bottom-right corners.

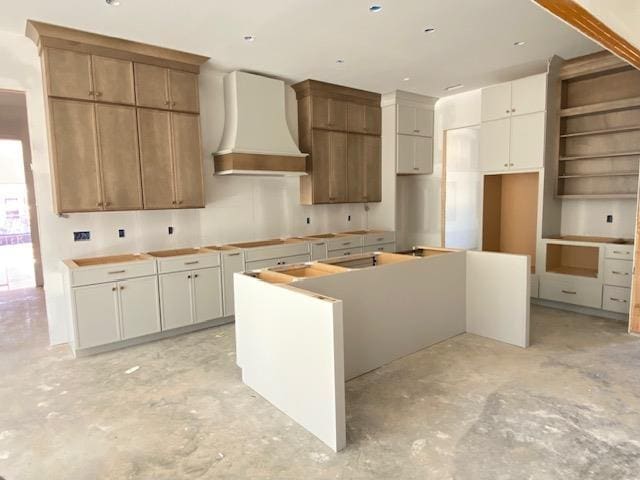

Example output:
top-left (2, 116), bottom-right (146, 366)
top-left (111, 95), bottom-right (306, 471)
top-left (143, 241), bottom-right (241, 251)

top-left (213, 71), bottom-right (308, 176)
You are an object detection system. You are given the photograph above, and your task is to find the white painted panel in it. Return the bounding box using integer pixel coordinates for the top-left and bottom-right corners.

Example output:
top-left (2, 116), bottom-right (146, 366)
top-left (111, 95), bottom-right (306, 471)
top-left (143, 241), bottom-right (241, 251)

top-left (73, 283), bottom-right (120, 348)
top-left (235, 274), bottom-right (345, 451)
top-left (511, 74), bottom-right (547, 116)
top-left (509, 111), bottom-right (545, 170)
top-left (159, 271), bottom-right (193, 329)
top-left (397, 134), bottom-right (416, 174)
top-left (479, 118), bottom-right (510, 172)
top-left (298, 252), bottom-right (467, 380)
top-left (397, 104), bottom-right (416, 135)
top-left (221, 250), bottom-right (244, 316)
top-left (193, 267), bottom-right (223, 322)
top-left (602, 285), bottom-right (631, 313)
top-left (466, 251), bottom-right (530, 348)
top-left (414, 136), bottom-right (434, 174)
top-left (119, 276), bottom-right (161, 339)
top-left (415, 107), bottom-right (434, 137)
top-left (481, 82), bottom-right (511, 122)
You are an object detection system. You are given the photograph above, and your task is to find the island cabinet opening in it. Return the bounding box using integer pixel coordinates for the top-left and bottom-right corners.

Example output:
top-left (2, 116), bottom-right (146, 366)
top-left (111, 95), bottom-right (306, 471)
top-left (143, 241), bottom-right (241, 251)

top-left (319, 252), bottom-right (416, 269)
top-left (482, 172), bottom-right (539, 273)
top-left (545, 243), bottom-right (599, 278)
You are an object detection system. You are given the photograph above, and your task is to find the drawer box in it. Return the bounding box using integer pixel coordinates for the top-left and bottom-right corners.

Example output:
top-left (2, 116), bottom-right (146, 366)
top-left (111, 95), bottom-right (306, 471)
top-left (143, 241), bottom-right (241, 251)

top-left (328, 247), bottom-right (363, 258)
top-left (325, 236), bottom-right (361, 250)
top-left (605, 244), bottom-right (633, 260)
top-left (604, 259), bottom-right (632, 288)
top-left (539, 275), bottom-right (602, 309)
top-left (602, 285), bottom-right (631, 314)
top-left (70, 259), bottom-right (157, 287)
top-left (243, 242), bottom-right (310, 262)
top-left (363, 242), bottom-right (396, 253)
top-left (156, 252), bottom-right (221, 274)
top-left (362, 231), bottom-right (396, 247)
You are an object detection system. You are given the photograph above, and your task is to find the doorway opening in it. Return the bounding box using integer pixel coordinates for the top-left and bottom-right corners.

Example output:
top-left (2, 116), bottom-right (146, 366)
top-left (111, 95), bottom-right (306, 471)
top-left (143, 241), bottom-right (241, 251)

top-left (0, 90), bottom-right (42, 291)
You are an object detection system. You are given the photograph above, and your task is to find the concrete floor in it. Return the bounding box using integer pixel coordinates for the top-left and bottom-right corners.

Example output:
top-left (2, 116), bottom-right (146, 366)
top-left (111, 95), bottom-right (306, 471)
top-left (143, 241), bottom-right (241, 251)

top-left (1, 289), bottom-right (640, 479)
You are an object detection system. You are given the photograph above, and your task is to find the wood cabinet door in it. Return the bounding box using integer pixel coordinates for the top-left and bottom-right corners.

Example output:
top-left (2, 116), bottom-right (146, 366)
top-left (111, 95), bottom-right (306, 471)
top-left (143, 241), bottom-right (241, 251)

top-left (45, 48), bottom-right (93, 100)
top-left (159, 271), bottom-right (193, 330)
top-left (92, 56), bottom-right (135, 105)
top-left (509, 112), bottom-right (545, 170)
top-left (171, 112), bottom-right (204, 208)
top-left (169, 70), bottom-right (199, 113)
top-left (192, 267), bottom-right (223, 323)
top-left (118, 276), bottom-right (161, 340)
top-left (49, 99), bottom-right (102, 212)
top-left (347, 103), bottom-right (380, 135)
top-left (481, 82), bottom-right (512, 122)
top-left (73, 283), bottom-right (120, 349)
top-left (364, 105), bottom-right (381, 135)
top-left (312, 97), bottom-right (348, 130)
top-left (479, 118), bottom-right (510, 172)
top-left (134, 63), bottom-right (169, 109)
top-left (137, 108), bottom-right (176, 209)
top-left (95, 104), bottom-right (143, 210)
top-left (348, 134), bottom-right (381, 202)
top-left (310, 129), bottom-right (332, 203)
top-left (328, 131), bottom-right (348, 202)
top-left (364, 135), bottom-right (382, 202)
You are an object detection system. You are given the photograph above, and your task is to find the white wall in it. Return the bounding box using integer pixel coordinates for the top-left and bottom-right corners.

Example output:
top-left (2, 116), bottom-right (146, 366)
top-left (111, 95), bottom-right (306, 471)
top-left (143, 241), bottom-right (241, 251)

top-left (0, 31), bottom-right (374, 345)
top-left (561, 199), bottom-right (636, 238)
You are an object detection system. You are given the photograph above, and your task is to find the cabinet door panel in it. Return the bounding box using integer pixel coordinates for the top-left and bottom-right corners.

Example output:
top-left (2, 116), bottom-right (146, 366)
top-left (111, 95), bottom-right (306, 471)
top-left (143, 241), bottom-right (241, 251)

top-left (95, 104), bottom-right (143, 210)
top-left (138, 108), bottom-right (176, 209)
top-left (364, 135), bottom-right (381, 202)
top-left (480, 118), bottom-right (510, 172)
top-left (159, 271), bottom-right (193, 330)
top-left (415, 107), bottom-right (433, 136)
top-left (413, 136), bottom-right (433, 174)
top-left (347, 134), bottom-right (366, 202)
top-left (509, 112), bottom-right (545, 170)
top-left (397, 104), bottom-right (416, 135)
top-left (134, 63), bottom-right (169, 109)
top-left (49, 99), bottom-right (102, 212)
top-left (92, 56), bottom-right (135, 105)
top-left (312, 97), bottom-right (347, 130)
top-left (397, 134), bottom-right (416, 174)
top-left (119, 276), bottom-right (161, 339)
top-left (74, 283), bottom-right (120, 349)
top-left (329, 131), bottom-right (348, 202)
top-left (481, 82), bottom-right (512, 122)
top-left (511, 74), bottom-right (546, 116)
top-left (347, 103), bottom-right (366, 133)
top-left (365, 106), bottom-right (381, 135)
top-left (193, 267), bottom-right (223, 323)
top-left (45, 48), bottom-right (93, 100)
top-left (172, 112), bottom-right (204, 208)
top-left (169, 70), bottom-right (199, 113)
top-left (311, 130), bottom-right (332, 203)
top-left (222, 251), bottom-right (245, 316)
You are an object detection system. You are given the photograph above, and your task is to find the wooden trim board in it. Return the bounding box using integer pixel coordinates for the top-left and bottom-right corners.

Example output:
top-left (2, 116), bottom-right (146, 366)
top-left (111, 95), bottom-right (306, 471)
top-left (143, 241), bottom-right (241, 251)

top-left (213, 152), bottom-right (307, 174)
top-left (533, 0), bottom-right (640, 71)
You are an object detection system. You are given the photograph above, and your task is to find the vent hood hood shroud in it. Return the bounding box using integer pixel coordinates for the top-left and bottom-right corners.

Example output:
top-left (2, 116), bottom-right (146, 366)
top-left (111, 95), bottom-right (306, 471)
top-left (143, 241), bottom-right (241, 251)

top-left (213, 71), bottom-right (308, 176)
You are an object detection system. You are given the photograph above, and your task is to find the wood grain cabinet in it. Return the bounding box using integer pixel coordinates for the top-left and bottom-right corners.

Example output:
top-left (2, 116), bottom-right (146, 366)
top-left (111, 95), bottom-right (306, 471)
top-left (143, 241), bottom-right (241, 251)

top-left (293, 79), bottom-right (382, 204)
top-left (27, 20), bottom-right (209, 213)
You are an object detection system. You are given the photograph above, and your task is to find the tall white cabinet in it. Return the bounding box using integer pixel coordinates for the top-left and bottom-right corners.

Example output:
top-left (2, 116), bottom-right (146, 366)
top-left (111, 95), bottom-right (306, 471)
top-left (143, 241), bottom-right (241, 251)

top-left (479, 73), bottom-right (547, 172)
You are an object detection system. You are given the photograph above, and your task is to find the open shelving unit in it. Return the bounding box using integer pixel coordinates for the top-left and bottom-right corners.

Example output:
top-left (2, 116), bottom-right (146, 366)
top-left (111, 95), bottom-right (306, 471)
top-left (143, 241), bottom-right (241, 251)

top-left (556, 53), bottom-right (640, 199)
top-left (545, 243), bottom-right (599, 278)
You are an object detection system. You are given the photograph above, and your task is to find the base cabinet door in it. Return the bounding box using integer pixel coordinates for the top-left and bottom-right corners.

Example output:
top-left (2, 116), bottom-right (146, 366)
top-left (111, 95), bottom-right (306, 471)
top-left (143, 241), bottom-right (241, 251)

top-left (73, 283), bottom-right (120, 349)
top-left (310, 242), bottom-right (328, 261)
top-left (192, 267), bottom-right (223, 323)
top-left (222, 251), bottom-right (245, 316)
top-left (119, 276), bottom-right (161, 340)
top-left (159, 271), bottom-right (193, 330)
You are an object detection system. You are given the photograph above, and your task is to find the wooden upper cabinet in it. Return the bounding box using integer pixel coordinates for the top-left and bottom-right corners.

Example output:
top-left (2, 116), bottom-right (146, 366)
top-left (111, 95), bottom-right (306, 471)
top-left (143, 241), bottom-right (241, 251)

top-left (48, 99), bottom-right (102, 212)
top-left (312, 97), bottom-right (348, 131)
top-left (95, 104), bottom-right (142, 210)
top-left (171, 112), bottom-right (204, 207)
top-left (347, 103), bottom-right (381, 135)
top-left (309, 130), bottom-right (348, 203)
top-left (135, 63), bottom-right (170, 110)
top-left (45, 48), bottom-right (93, 101)
top-left (137, 108), bottom-right (176, 209)
top-left (347, 134), bottom-right (381, 203)
top-left (169, 70), bottom-right (199, 113)
top-left (92, 56), bottom-right (135, 105)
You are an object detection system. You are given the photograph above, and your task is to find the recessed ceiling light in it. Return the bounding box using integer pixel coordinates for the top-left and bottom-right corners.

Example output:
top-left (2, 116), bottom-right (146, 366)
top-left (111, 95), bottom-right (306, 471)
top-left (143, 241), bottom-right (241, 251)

top-left (445, 84), bottom-right (464, 91)
top-left (424, 27), bottom-right (436, 33)
top-left (336, 59), bottom-right (345, 64)
top-left (105, 0), bottom-right (120, 5)
top-left (369, 5), bottom-right (382, 13)
top-left (243, 35), bottom-right (255, 42)
top-left (513, 41), bottom-right (526, 46)
top-left (403, 77), bottom-right (410, 81)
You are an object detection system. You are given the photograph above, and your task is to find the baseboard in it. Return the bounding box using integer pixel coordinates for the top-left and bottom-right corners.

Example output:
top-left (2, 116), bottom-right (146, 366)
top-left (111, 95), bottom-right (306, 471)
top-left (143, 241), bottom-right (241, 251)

top-left (74, 315), bottom-right (235, 357)
top-left (531, 298), bottom-right (628, 322)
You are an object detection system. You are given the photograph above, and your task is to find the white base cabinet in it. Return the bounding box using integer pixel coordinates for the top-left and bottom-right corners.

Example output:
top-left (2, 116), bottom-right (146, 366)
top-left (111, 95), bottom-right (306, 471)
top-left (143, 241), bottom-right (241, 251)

top-left (221, 250), bottom-right (245, 316)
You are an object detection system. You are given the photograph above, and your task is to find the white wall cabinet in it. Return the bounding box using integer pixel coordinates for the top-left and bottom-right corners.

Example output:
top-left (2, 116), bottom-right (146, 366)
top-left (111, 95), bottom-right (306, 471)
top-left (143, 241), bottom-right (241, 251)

top-left (479, 119), bottom-right (511, 172)
top-left (481, 82), bottom-right (512, 122)
top-left (397, 135), bottom-right (433, 174)
top-left (481, 74), bottom-right (546, 122)
top-left (397, 104), bottom-right (433, 136)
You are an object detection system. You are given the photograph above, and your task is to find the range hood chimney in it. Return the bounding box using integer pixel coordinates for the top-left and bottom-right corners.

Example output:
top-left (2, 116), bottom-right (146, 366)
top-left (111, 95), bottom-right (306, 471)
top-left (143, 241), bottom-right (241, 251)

top-left (213, 71), bottom-right (308, 176)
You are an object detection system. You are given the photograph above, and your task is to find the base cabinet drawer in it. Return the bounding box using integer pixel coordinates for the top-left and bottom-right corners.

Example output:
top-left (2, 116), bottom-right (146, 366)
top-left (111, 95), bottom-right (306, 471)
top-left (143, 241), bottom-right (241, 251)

top-left (278, 254), bottom-right (311, 266)
top-left (539, 276), bottom-right (603, 309)
top-left (605, 244), bottom-right (633, 260)
top-left (363, 242), bottom-right (396, 253)
top-left (602, 285), bottom-right (631, 314)
top-left (362, 231), bottom-right (396, 247)
top-left (246, 254), bottom-right (311, 271)
top-left (328, 247), bottom-right (363, 258)
top-left (603, 259), bottom-right (632, 288)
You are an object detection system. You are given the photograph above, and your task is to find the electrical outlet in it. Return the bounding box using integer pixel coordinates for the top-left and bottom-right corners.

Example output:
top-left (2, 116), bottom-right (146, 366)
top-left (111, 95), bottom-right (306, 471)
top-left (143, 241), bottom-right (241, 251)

top-left (118, 229), bottom-right (125, 238)
top-left (306, 217), bottom-right (311, 224)
top-left (347, 215), bottom-right (351, 222)
top-left (73, 231), bottom-right (90, 242)
top-left (168, 226), bottom-right (174, 235)
top-left (606, 215), bottom-right (613, 223)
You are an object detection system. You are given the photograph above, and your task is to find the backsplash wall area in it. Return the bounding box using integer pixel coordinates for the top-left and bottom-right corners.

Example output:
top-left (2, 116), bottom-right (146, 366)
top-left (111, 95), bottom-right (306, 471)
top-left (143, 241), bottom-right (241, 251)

top-left (560, 199), bottom-right (636, 238)
top-left (0, 32), bottom-right (368, 345)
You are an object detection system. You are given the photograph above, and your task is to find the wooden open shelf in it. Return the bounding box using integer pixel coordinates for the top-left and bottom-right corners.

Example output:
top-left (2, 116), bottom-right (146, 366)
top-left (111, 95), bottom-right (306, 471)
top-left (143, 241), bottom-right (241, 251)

top-left (560, 126), bottom-right (640, 138)
top-left (546, 243), bottom-right (599, 278)
top-left (559, 171), bottom-right (638, 179)
top-left (560, 151), bottom-right (640, 161)
top-left (560, 96), bottom-right (640, 118)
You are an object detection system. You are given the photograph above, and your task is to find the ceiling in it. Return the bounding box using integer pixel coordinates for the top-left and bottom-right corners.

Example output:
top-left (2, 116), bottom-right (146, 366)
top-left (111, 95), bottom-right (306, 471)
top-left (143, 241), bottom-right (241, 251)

top-left (2, 0), bottom-right (601, 97)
